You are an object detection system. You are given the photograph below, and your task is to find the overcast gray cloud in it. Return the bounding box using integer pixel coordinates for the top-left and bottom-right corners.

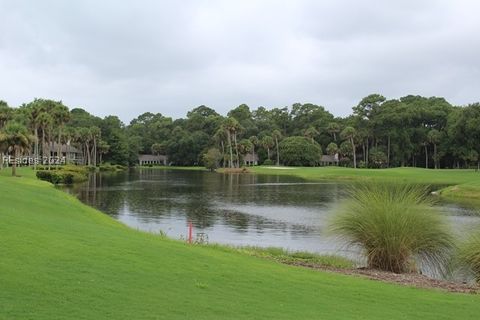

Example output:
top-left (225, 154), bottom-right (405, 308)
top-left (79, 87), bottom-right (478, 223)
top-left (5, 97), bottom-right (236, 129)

top-left (1, 0), bottom-right (479, 122)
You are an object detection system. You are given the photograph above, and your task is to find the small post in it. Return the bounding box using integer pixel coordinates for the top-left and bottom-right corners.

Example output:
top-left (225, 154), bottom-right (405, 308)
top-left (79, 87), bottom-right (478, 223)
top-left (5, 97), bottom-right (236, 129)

top-left (188, 221), bottom-right (193, 244)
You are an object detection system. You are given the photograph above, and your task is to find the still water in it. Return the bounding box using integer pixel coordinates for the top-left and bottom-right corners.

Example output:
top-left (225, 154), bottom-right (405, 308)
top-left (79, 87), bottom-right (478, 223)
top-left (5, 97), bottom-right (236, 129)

top-left (64, 168), bottom-right (480, 259)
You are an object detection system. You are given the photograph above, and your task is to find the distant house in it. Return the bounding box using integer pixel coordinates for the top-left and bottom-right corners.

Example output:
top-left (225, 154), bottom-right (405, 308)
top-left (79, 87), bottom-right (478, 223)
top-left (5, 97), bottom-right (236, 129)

top-left (45, 142), bottom-right (83, 164)
top-left (138, 154), bottom-right (168, 166)
top-left (320, 153), bottom-right (339, 166)
top-left (243, 153), bottom-right (259, 166)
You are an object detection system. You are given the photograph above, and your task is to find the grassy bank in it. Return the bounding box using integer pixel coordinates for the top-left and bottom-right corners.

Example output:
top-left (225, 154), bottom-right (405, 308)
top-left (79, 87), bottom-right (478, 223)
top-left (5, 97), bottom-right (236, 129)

top-left (251, 166), bottom-right (480, 204)
top-left (1, 172), bottom-right (480, 319)
top-left (137, 165), bottom-right (207, 171)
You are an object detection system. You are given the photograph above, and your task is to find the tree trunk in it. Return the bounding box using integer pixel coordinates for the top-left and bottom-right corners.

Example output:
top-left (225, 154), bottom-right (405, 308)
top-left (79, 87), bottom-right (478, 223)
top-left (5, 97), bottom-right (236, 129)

top-left (41, 128), bottom-right (46, 166)
top-left (351, 138), bottom-right (356, 169)
top-left (34, 126), bottom-right (39, 170)
top-left (220, 140), bottom-right (225, 168)
top-left (267, 148), bottom-right (270, 160)
top-left (252, 146), bottom-right (255, 167)
top-left (93, 137), bottom-right (97, 167)
top-left (424, 145), bottom-right (428, 169)
top-left (366, 139), bottom-right (369, 167)
top-left (227, 131), bottom-right (233, 168)
top-left (233, 133), bottom-right (239, 168)
top-left (49, 131), bottom-right (54, 170)
top-left (12, 148), bottom-right (17, 176)
top-left (85, 142), bottom-right (91, 166)
top-left (433, 143), bottom-right (437, 169)
top-left (387, 135), bottom-right (391, 168)
top-left (58, 127), bottom-right (62, 168)
top-left (275, 137), bottom-right (280, 166)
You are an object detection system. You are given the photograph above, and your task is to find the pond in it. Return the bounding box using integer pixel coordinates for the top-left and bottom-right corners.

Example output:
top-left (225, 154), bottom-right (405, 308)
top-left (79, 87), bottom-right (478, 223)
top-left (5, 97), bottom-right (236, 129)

top-left (64, 168), bottom-right (480, 260)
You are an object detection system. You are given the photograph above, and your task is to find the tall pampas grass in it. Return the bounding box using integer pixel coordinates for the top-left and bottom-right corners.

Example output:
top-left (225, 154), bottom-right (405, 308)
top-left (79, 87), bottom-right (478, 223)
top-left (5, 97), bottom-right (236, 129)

top-left (330, 183), bottom-right (455, 274)
top-left (457, 232), bottom-right (480, 282)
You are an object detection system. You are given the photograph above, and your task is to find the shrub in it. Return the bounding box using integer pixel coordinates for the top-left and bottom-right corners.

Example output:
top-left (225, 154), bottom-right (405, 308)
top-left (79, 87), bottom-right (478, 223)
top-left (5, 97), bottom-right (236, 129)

top-left (203, 148), bottom-right (222, 171)
top-left (330, 183), bottom-right (455, 274)
top-left (36, 170), bottom-right (52, 182)
top-left (36, 168), bottom-right (88, 185)
top-left (279, 136), bottom-right (322, 166)
top-left (99, 163), bottom-right (127, 172)
top-left (457, 233), bottom-right (480, 282)
top-left (262, 159), bottom-right (274, 165)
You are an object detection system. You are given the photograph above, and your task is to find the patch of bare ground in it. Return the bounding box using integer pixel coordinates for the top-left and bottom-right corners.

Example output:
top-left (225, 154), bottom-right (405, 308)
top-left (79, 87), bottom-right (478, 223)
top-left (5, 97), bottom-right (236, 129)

top-left (286, 261), bottom-right (479, 294)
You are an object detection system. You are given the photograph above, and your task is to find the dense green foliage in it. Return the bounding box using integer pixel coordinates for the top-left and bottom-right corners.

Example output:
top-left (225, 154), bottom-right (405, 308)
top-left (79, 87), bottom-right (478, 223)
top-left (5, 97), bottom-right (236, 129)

top-left (203, 148), bottom-right (222, 171)
top-left (279, 136), bottom-right (322, 166)
top-left (2, 95), bottom-right (480, 168)
top-left (1, 171), bottom-right (480, 319)
top-left (36, 165), bottom-right (89, 184)
top-left (330, 184), bottom-right (455, 273)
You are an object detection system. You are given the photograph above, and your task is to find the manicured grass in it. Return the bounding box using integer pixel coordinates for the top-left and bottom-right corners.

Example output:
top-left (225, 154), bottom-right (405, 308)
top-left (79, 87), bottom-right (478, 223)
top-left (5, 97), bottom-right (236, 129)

top-left (1, 173), bottom-right (480, 319)
top-left (251, 166), bottom-right (480, 204)
top-left (251, 166), bottom-right (478, 185)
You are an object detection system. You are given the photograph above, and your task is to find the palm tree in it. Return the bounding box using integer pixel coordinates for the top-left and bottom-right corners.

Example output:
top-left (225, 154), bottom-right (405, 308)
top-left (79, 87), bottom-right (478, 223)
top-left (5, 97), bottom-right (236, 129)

top-left (53, 103), bottom-right (71, 163)
top-left (75, 127), bottom-right (92, 166)
top-left (223, 118), bottom-right (241, 168)
top-left (38, 112), bottom-right (53, 167)
top-left (304, 127), bottom-right (319, 144)
top-left (326, 142), bottom-right (339, 155)
top-left (214, 128), bottom-right (227, 167)
top-left (97, 140), bottom-right (110, 164)
top-left (238, 139), bottom-right (253, 166)
top-left (261, 136), bottom-right (274, 160)
top-left (89, 127), bottom-right (101, 167)
top-left (428, 129), bottom-right (441, 169)
top-left (272, 130), bottom-right (282, 166)
top-left (0, 102), bottom-right (12, 130)
top-left (26, 100), bottom-right (45, 170)
top-left (341, 126), bottom-right (357, 168)
top-left (249, 136), bottom-right (259, 166)
top-left (0, 122), bottom-right (35, 176)
top-left (327, 122), bottom-right (340, 141)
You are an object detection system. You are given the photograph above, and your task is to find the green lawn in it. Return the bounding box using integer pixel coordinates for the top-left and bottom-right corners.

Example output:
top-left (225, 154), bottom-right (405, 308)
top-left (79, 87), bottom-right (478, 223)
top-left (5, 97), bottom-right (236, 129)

top-left (1, 170), bottom-right (480, 319)
top-left (251, 166), bottom-right (480, 203)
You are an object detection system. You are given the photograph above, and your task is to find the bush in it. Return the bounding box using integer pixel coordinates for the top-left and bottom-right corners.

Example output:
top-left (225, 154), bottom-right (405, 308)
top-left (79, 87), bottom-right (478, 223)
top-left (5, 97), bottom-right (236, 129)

top-left (457, 233), bottom-right (480, 282)
top-left (279, 136), bottom-right (322, 166)
top-left (99, 163), bottom-right (127, 172)
top-left (36, 168), bottom-right (88, 185)
top-left (330, 183), bottom-right (455, 274)
top-left (262, 159), bottom-right (274, 165)
top-left (203, 148), bottom-right (222, 171)
top-left (36, 170), bottom-right (52, 182)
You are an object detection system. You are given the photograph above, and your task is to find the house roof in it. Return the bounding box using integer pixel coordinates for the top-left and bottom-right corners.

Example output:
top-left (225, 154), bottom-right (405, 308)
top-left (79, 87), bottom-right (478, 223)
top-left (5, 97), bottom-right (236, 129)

top-left (138, 154), bottom-right (167, 161)
top-left (45, 142), bottom-right (81, 153)
top-left (320, 154), bottom-right (339, 162)
top-left (244, 153), bottom-right (259, 161)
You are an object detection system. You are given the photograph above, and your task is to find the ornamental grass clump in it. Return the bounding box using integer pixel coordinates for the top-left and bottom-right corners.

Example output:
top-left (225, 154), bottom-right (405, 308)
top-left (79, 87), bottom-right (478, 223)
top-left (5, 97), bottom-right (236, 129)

top-left (330, 183), bottom-right (455, 274)
top-left (458, 233), bottom-right (480, 283)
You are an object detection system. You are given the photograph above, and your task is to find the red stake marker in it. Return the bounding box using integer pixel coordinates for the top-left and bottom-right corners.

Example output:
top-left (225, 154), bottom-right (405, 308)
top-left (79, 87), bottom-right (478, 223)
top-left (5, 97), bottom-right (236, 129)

top-left (188, 221), bottom-right (193, 244)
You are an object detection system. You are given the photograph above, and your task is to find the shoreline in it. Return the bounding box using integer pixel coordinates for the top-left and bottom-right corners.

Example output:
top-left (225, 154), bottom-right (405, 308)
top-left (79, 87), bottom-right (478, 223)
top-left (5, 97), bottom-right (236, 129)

top-left (134, 165), bottom-right (480, 208)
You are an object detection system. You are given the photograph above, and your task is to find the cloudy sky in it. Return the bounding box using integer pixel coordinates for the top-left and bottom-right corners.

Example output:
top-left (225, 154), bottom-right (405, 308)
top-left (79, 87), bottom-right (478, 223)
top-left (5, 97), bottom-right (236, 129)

top-left (1, 0), bottom-right (479, 122)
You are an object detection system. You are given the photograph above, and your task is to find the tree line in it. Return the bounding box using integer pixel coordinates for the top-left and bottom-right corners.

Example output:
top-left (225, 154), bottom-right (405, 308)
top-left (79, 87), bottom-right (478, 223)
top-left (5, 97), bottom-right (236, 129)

top-left (1, 94), bottom-right (480, 170)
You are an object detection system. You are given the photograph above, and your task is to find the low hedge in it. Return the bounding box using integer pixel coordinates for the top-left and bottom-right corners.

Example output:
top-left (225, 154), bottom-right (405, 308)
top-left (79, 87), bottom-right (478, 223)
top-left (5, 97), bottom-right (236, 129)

top-left (36, 169), bottom-right (87, 185)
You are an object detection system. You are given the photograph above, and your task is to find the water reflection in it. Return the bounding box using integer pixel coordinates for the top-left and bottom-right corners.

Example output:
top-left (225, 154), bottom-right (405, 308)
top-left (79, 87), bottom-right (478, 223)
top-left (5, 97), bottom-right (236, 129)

top-left (63, 168), bottom-right (480, 258)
